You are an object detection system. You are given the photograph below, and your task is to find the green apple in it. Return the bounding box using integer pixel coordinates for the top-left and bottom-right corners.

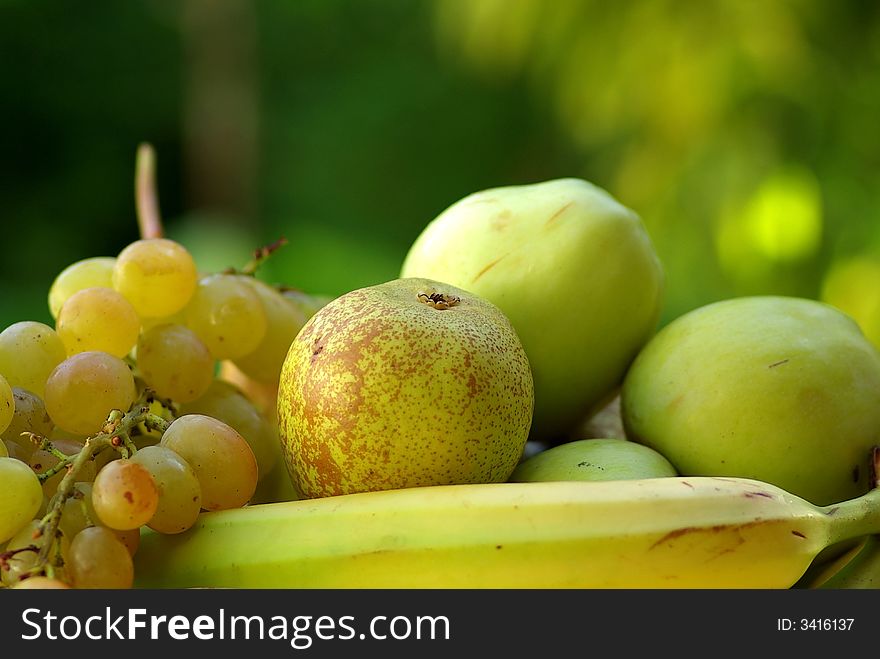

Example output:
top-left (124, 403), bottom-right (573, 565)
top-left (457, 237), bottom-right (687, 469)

top-left (622, 296), bottom-right (880, 505)
top-left (401, 178), bottom-right (663, 441)
top-left (277, 277), bottom-right (534, 498)
top-left (510, 438), bottom-right (677, 483)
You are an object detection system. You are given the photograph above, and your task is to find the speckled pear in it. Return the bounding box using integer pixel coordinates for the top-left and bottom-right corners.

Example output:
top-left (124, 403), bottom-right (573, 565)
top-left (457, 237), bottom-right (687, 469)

top-left (277, 278), bottom-right (534, 498)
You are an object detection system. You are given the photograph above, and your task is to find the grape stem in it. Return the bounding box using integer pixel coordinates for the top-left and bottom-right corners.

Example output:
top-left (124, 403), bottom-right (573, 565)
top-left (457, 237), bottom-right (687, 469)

top-left (21, 432), bottom-right (79, 483)
top-left (30, 448), bottom-right (76, 484)
top-left (0, 546), bottom-right (36, 570)
top-left (41, 441), bottom-right (74, 462)
top-left (136, 142), bottom-right (165, 240)
top-left (233, 236), bottom-right (289, 276)
top-left (22, 389), bottom-right (176, 581)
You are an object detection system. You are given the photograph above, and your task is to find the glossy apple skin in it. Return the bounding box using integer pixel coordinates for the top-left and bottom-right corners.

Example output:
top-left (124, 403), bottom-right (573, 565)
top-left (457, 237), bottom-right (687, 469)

top-left (402, 178), bottom-right (663, 442)
top-left (622, 296), bottom-right (880, 506)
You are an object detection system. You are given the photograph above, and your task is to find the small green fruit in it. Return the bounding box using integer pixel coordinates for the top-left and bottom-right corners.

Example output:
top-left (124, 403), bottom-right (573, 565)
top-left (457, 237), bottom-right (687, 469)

top-left (510, 439), bottom-right (677, 483)
top-left (622, 296), bottom-right (880, 505)
top-left (281, 289), bottom-right (334, 321)
top-left (401, 178), bottom-right (663, 442)
top-left (277, 277), bottom-right (534, 498)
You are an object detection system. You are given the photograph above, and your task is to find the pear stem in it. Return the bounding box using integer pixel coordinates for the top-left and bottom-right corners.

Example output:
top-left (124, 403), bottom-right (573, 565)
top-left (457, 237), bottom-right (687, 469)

top-left (417, 290), bottom-right (460, 310)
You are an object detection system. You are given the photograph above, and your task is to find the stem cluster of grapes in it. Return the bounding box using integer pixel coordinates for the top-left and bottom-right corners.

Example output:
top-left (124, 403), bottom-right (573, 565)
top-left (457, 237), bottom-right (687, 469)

top-left (0, 145), bottom-right (331, 589)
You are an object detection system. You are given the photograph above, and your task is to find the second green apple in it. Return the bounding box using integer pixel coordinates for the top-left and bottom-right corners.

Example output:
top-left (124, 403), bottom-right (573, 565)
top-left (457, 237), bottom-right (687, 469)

top-left (401, 178), bottom-right (664, 441)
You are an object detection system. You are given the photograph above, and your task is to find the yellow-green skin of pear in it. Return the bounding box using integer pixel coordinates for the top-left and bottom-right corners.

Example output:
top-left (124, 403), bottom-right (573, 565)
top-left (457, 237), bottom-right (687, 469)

top-left (510, 438), bottom-right (677, 483)
top-left (622, 296), bottom-right (880, 506)
top-left (277, 278), bottom-right (534, 498)
top-left (401, 178), bottom-right (663, 441)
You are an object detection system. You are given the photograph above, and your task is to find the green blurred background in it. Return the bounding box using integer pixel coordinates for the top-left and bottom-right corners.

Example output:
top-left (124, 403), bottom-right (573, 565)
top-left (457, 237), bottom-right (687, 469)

top-left (2, 0), bottom-right (879, 345)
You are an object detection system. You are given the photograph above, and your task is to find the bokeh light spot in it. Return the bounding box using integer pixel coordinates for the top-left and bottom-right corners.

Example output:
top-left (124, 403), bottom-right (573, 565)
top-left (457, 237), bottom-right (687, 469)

top-left (821, 256), bottom-right (880, 349)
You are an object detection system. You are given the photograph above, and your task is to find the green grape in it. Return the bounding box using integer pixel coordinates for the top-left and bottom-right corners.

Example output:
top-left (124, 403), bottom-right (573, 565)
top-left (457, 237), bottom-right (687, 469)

top-left (111, 526), bottom-right (140, 557)
top-left (29, 439), bottom-right (94, 498)
top-left (1, 522), bottom-right (40, 585)
top-left (0, 374), bottom-right (13, 436)
top-left (48, 256), bottom-right (116, 319)
top-left (68, 526), bottom-right (133, 589)
top-left (1, 520), bottom-right (70, 586)
top-left (57, 482), bottom-right (140, 556)
top-left (36, 493), bottom-right (49, 519)
top-left (4, 441), bottom-right (28, 461)
top-left (0, 322), bottom-right (67, 398)
top-left (140, 309), bottom-right (186, 333)
top-left (137, 324), bottom-right (214, 403)
top-left (218, 360), bottom-right (280, 419)
top-left (130, 445), bottom-right (202, 534)
top-left (184, 273), bottom-right (268, 359)
top-left (160, 414), bottom-right (258, 511)
top-left (112, 238), bottom-right (198, 319)
top-left (1, 388), bottom-right (54, 460)
top-left (57, 482), bottom-right (94, 541)
top-left (91, 459), bottom-right (158, 530)
top-left (0, 457), bottom-right (43, 543)
top-left (11, 576), bottom-right (71, 589)
top-left (44, 352), bottom-right (136, 435)
top-left (250, 432), bottom-right (301, 505)
top-left (233, 278), bottom-right (308, 384)
top-left (0, 440), bottom-right (7, 458)
top-left (56, 286), bottom-right (141, 358)
top-left (48, 426), bottom-right (88, 443)
top-left (281, 289), bottom-right (334, 320)
top-left (125, 391), bottom-right (171, 449)
top-left (181, 380), bottom-right (278, 480)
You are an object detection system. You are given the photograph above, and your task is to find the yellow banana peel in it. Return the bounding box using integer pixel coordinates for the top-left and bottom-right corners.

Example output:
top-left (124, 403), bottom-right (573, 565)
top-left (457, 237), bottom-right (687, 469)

top-left (133, 477), bottom-right (880, 589)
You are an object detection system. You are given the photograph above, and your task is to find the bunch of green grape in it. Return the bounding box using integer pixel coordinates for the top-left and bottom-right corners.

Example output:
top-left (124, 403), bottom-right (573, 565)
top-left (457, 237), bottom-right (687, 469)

top-left (0, 237), bottom-right (331, 589)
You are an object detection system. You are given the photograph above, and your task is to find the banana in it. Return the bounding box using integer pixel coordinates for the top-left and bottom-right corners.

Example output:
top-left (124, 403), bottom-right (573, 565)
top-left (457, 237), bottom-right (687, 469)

top-left (133, 477), bottom-right (880, 589)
